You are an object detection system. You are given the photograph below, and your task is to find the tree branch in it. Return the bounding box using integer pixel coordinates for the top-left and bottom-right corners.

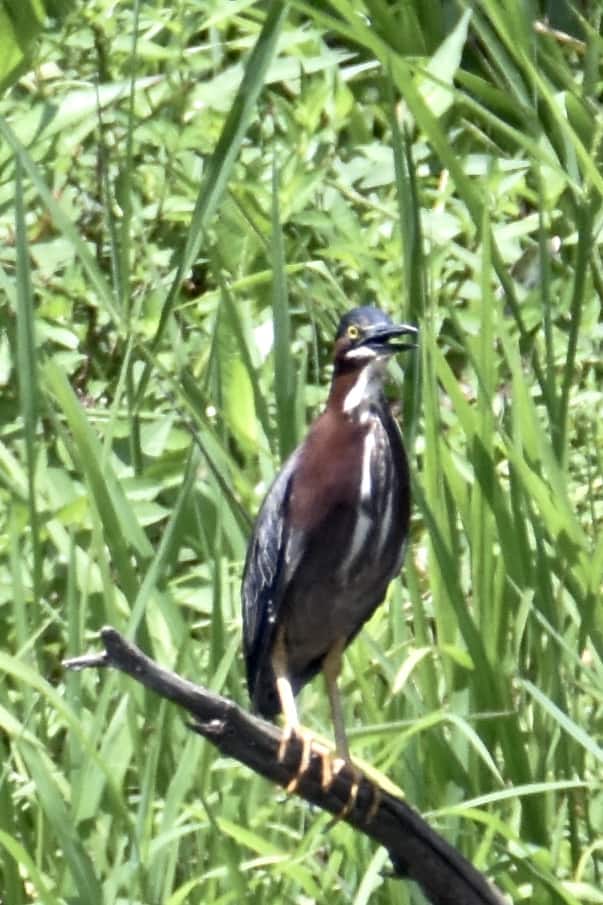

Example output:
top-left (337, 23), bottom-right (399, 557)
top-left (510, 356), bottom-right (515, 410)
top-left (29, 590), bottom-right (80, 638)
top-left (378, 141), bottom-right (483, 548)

top-left (64, 627), bottom-right (507, 905)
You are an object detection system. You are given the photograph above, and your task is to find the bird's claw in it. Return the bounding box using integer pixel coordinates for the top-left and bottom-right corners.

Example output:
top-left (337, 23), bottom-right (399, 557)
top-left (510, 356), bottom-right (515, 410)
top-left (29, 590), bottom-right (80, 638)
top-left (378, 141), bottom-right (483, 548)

top-left (278, 733), bottom-right (380, 824)
top-left (325, 757), bottom-right (362, 820)
top-left (278, 725), bottom-right (329, 793)
top-left (323, 757), bottom-right (380, 823)
top-left (277, 723), bottom-right (297, 763)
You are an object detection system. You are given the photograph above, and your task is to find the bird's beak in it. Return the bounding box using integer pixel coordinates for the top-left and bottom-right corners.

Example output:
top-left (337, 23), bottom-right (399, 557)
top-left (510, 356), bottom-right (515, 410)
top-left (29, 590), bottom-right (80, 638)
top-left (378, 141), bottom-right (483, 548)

top-left (361, 323), bottom-right (418, 355)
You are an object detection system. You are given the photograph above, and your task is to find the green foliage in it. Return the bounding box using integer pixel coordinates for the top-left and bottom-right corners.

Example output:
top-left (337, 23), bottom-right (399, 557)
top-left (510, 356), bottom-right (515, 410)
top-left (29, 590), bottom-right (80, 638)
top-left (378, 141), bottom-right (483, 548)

top-left (1, 1), bottom-right (601, 903)
top-left (0, 0), bottom-right (76, 94)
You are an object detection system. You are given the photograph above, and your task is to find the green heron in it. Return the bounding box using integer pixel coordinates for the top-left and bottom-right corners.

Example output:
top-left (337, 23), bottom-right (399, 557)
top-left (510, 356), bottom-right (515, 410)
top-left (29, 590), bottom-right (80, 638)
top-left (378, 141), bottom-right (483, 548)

top-left (242, 306), bottom-right (416, 765)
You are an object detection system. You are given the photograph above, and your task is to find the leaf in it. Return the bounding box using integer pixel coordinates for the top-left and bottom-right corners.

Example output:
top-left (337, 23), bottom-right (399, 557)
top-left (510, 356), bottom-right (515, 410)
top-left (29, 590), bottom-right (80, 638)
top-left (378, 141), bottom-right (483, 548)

top-left (417, 9), bottom-right (472, 118)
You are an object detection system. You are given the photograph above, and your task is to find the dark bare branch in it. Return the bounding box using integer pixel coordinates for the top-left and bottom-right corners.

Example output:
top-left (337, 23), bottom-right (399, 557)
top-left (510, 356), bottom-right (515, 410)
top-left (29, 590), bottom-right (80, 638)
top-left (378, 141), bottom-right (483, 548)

top-left (64, 627), bottom-right (508, 905)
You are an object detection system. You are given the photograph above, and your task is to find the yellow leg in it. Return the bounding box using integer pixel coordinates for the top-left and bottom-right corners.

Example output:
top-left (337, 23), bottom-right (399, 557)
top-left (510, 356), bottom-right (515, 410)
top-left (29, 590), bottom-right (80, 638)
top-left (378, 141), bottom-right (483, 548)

top-left (272, 626), bottom-right (299, 742)
top-left (323, 637), bottom-right (350, 762)
top-left (323, 639), bottom-right (363, 817)
top-left (272, 627), bottom-right (313, 789)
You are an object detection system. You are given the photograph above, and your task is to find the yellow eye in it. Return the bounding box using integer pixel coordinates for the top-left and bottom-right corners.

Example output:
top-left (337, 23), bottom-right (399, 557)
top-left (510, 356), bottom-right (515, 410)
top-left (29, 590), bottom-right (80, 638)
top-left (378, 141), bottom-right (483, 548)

top-left (347, 324), bottom-right (360, 340)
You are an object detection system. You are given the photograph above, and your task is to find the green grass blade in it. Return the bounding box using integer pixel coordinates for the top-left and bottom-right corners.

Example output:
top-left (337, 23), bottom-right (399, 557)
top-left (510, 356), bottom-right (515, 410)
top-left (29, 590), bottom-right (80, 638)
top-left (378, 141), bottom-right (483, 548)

top-left (19, 743), bottom-right (102, 902)
top-left (136, 1), bottom-right (288, 401)
top-left (271, 156), bottom-right (296, 457)
top-left (44, 359), bottom-right (152, 602)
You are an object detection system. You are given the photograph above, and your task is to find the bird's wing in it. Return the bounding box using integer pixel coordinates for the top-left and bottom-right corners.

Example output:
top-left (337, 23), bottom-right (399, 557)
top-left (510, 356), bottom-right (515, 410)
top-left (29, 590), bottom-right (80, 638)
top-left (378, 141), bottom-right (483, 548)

top-left (241, 447), bottom-right (304, 695)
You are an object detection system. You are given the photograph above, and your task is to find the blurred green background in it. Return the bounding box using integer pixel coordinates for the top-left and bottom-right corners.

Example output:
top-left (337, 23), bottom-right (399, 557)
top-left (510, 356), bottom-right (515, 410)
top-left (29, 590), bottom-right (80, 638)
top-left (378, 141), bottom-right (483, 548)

top-left (0, 1), bottom-right (601, 903)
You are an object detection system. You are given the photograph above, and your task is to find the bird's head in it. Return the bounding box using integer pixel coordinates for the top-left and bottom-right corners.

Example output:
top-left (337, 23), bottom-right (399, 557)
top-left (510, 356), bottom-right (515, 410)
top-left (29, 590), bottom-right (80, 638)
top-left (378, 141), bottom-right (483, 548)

top-left (334, 306), bottom-right (417, 367)
top-left (330, 306), bottom-right (417, 415)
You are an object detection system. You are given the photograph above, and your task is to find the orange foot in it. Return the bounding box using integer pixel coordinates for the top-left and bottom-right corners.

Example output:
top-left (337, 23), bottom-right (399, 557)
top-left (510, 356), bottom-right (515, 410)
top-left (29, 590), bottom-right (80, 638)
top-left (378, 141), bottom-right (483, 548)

top-left (324, 756), bottom-right (363, 819)
top-left (277, 726), bottom-right (329, 792)
top-left (321, 756), bottom-right (381, 822)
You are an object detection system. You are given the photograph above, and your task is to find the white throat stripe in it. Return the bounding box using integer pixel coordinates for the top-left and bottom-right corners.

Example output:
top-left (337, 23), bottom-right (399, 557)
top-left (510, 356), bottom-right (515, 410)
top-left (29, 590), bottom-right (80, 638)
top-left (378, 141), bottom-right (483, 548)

top-left (343, 363), bottom-right (382, 414)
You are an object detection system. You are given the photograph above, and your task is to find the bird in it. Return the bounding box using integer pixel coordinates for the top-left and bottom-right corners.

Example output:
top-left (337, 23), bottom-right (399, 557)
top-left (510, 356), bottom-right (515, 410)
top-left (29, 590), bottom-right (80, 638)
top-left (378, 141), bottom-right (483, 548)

top-left (242, 306), bottom-right (417, 767)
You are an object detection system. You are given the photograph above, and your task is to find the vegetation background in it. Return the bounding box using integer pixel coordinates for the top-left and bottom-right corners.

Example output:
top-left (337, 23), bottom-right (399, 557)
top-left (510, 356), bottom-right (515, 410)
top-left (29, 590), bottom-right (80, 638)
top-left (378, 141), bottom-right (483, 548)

top-left (1, 1), bottom-right (602, 903)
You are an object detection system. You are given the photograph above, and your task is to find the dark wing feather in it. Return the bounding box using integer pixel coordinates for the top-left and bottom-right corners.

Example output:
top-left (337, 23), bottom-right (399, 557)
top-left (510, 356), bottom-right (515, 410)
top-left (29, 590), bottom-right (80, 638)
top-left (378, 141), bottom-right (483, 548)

top-left (241, 447), bottom-right (304, 704)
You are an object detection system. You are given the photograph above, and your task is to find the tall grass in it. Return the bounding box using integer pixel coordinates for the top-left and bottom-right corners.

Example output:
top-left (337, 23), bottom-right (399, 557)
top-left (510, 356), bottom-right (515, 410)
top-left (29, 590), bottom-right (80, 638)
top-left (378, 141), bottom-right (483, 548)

top-left (0, 2), bottom-right (601, 903)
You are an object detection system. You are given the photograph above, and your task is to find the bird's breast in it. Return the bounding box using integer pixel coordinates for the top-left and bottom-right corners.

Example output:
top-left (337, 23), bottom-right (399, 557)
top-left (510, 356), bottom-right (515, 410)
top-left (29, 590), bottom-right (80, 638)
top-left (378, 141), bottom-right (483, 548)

top-left (283, 410), bottom-right (408, 656)
top-left (337, 414), bottom-right (397, 583)
top-left (288, 411), bottom-right (367, 533)
top-left (289, 410), bottom-right (403, 548)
